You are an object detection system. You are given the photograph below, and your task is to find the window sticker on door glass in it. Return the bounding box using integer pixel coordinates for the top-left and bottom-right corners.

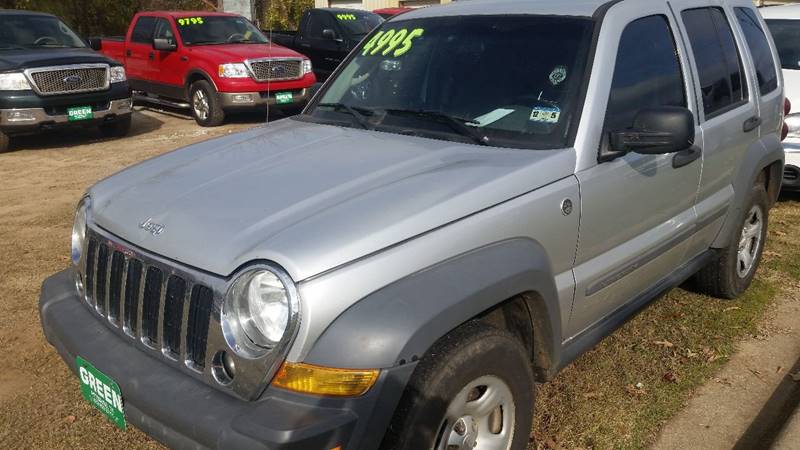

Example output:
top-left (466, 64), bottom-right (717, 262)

top-left (361, 28), bottom-right (425, 57)
top-left (549, 65), bottom-right (567, 86)
top-left (337, 14), bottom-right (357, 20)
top-left (177, 17), bottom-right (204, 26)
top-left (530, 106), bottom-right (561, 123)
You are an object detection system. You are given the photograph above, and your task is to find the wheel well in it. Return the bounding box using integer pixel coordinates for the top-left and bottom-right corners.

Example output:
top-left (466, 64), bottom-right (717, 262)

top-left (759, 161), bottom-right (783, 206)
top-left (185, 72), bottom-right (212, 97)
top-left (476, 292), bottom-right (553, 382)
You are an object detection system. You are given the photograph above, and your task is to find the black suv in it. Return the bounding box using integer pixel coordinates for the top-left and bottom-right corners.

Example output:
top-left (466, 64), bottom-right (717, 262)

top-left (0, 10), bottom-right (132, 152)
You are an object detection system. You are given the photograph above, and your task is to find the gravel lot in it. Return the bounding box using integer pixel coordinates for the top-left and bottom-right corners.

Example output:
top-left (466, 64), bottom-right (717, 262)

top-left (0, 108), bottom-right (797, 449)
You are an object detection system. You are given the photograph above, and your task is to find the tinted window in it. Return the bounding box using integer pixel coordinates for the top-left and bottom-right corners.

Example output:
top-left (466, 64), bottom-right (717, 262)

top-left (682, 8), bottom-right (748, 118)
top-left (765, 19), bottom-right (800, 70)
top-left (176, 16), bottom-right (267, 45)
top-left (154, 18), bottom-right (175, 43)
top-left (313, 16), bottom-right (594, 150)
top-left (131, 16), bottom-right (156, 44)
top-left (736, 8), bottom-right (778, 95)
top-left (306, 11), bottom-right (333, 39)
top-left (0, 14), bottom-right (86, 49)
top-left (604, 15), bottom-right (686, 136)
top-left (334, 11), bottom-right (383, 37)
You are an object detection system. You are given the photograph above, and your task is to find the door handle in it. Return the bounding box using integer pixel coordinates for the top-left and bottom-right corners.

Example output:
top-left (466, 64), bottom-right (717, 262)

top-left (743, 116), bottom-right (761, 132)
top-left (126, 49), bottom-right (132, 57)
top-left (148, 51), bottom-right (155, 60)
top-left (180, 55), bottom-right (189, 62)
top-left (672, 146), bottom-right (701, 169)
top-left (300, 43), bottom-right (311, 48)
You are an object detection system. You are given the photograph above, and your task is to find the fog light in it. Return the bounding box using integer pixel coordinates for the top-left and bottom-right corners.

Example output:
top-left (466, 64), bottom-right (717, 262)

top-left (212, 350), bottom-right (236, 385)
top-left (6, 110), bottom-right (36, 122)
top-left (230, 94), bottom-right (254, 104)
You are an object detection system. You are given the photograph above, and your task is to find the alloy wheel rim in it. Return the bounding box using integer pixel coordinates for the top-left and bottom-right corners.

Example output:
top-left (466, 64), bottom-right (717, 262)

top-left (434, 375), bottom-right (516, 450)
top-left (737, 205), bottom-right (763, 279)
top-left (193, 90), bottom-right (209, 121)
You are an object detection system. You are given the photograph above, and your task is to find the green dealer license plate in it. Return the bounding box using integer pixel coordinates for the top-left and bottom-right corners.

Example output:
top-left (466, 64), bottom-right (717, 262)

top-left (76, 356), bottom-right (126, 430)
top-left (67, 106), bottom-right (93, 121)
top-left (275, 92), bottom-right (293, 105)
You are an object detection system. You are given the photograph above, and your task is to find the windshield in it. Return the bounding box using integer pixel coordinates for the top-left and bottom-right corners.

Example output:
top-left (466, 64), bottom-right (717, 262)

top-left (334, 11), bottom-right (383, 37)
top-left (176, 15), bottom-right (268, 45)
top-left (0, 14), bottom-right (86, 49)
top-left (308, 15), bottom-right (594, 149)
top-left (765, 19), bottom-right (800, 70)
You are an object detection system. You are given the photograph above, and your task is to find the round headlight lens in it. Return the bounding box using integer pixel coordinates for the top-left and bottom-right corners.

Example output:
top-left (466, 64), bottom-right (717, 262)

top-left (71, 197), bottom-right (90, 266)
top-left (224, 268), bottom-right (295, 357)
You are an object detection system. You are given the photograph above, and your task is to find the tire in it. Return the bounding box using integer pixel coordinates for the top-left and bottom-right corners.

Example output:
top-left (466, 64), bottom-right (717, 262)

top-left (98, 115), bottom-right (132, 138)
top-left (189, 80), bottom-right (225, 127)
top-left (380, 322), bottom-right (534, 450)
top-left (692, 183), bottom-right (769, 299)
top-left (0, 131), bottom-right (9, 153)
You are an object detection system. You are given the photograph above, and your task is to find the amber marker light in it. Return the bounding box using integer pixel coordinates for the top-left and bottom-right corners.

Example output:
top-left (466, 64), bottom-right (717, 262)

top-left (272, 361), bottom-right (379, 397)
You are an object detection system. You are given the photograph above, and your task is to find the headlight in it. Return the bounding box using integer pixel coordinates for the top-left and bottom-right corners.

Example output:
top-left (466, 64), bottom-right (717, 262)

top-left (786, 113), bottom-right (800, 140)
top-left (109, 66), bottom-right (126, 83)
top-left (218, 63), bottom-right (250, 78)
top-left (71, 197), bottom-right (90, 266)
top-left (302, 59), bottom-right (312, 75)
top-left (0, 73), bottom-right (31, 91)
top-left (222, 266), bottom-right (298, 358)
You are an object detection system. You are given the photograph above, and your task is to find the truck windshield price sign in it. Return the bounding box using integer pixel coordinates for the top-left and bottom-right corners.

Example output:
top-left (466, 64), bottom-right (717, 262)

top-left (361, 28), bottom-right (425, 57)
top-left (76, 356), bottom-right (126, 430)
top-left (177, 17), bottom-right (205, 26)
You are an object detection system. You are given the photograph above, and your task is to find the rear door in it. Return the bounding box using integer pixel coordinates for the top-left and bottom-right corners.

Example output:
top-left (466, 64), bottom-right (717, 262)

top-left (668, 1), bottom-right (761, 257)
top-left (569, 2), bottom-right (702, 337)
top-left (125, 15), bottom-right (157, 90)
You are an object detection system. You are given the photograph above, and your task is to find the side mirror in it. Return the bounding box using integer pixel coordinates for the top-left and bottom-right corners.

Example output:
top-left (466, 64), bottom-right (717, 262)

top-left (322, 28), bottom-right (340, 41)
top-left (153, 38), bottom-right (177, 52)
top-left (86, 38), bottom-right (102, 51)
top-left (609, 106), bottom-right (694, 155)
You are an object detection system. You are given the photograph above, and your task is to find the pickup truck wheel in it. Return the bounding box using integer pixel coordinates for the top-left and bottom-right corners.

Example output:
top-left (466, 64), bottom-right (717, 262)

top-left (190, 81), bottom-right (225, 127)
top-left (380, 322), bottom-right (534, 450)
top-left (692, 183), bottom-right (769, 299)
top-left (98, 115), bottom-right (132, 138)
top-left (0, 131), bottom-right (10, 153)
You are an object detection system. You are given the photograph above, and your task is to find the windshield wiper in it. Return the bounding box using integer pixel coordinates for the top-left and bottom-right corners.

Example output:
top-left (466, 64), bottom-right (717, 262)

top-left (317, 102), bottom-right (374, 130)
top-left (382, 109), bottom-right (490, 146)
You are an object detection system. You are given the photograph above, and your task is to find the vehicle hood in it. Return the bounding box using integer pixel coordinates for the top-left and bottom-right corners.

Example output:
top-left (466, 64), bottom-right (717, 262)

top-left (187, 43), bottom-right (305, 62)
top-left (89, 119), bottom-right (575, 281)
top-left (0, 48), bottom-right (117, 72)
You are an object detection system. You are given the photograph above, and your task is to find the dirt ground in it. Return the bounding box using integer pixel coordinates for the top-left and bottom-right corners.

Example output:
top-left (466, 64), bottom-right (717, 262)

top-left (0, 108), bottom-right (798, 449)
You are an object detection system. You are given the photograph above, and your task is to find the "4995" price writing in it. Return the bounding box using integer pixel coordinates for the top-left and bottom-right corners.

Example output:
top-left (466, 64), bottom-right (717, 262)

top-left (361, 28), bottom-right (425, 58)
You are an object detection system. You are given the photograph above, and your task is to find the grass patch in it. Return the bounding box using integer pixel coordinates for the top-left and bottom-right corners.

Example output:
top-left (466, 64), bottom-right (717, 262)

top-left (532, 194), bottom-right (800, 449)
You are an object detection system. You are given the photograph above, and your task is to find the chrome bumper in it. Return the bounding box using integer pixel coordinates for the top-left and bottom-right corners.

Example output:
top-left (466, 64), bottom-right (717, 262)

top-left (219, 89), bottom-right (308, 108)
top-left (0, 98), bottom-right (133, 126)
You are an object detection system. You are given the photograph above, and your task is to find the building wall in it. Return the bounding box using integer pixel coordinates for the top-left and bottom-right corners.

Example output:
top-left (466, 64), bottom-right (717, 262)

top-left (315, 0), bottom-right (451, 10)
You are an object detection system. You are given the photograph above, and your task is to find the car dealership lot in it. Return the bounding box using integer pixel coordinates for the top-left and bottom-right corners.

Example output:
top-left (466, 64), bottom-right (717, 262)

top-left (0, 108), bottom-right (798, 449)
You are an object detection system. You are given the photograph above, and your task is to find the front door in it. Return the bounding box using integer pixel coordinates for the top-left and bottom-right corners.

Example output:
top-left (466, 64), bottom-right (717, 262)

top-left (298, 10), bottom-right (345, 79)
top-left (150, 17), bottom-right (185, 99)
top-left (569, 3), bottom-right (702, 337)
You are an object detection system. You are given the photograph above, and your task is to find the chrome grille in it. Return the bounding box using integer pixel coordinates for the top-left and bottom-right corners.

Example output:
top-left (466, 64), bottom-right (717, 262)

top-left (84, 237), bottom-right (212, 369)
top-left (25, 64), bottom-right (109, 96)
top-left (247, 58), bottom-right (303, 82)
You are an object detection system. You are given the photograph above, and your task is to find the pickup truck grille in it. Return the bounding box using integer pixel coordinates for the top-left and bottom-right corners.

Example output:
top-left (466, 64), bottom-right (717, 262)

top-left (247, 58), bottom-right (303, 82)
top-left (83, 236), bottom-right (214, 369)
top-left (25, 64), bottom-right (109, 96)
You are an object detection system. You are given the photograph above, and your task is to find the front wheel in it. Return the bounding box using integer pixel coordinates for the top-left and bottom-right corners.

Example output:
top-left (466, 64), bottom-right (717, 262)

top-left (190, 80), bottom-right (225, 127)
top-left (381, 322), bottom-right (534, 450)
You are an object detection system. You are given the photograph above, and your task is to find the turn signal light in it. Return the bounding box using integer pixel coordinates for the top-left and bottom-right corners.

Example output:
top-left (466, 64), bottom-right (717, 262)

top-left (272, 362), bottom-right (379, 397)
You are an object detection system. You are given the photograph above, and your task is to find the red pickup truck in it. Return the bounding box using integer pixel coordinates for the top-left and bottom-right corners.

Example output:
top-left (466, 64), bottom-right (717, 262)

top-left (92, 11), bottom-right (316, 126)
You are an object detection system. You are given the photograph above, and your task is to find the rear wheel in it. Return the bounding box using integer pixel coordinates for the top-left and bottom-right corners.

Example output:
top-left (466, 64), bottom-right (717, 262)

top-left (692, 183), bottom-right (769, 299)
top-left (381, 322), bottom-right (534, 450)
top-left (190, 80), bottom-right (225, 127)
top-left (98, 115), bottom-right (132, 138)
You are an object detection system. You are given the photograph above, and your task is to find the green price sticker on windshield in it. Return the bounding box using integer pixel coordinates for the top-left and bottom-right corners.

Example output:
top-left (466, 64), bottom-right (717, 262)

top-left (337, 14), bottom-right (357, 20)
top-left (362, 28), bottom-right (424, 57)
top-left (177, 17), bottom-right (204, 26)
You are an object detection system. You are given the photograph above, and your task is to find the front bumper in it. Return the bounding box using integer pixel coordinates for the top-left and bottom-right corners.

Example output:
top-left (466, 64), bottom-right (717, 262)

top-left (782, 140), bottom-right (800, 190)
top-left (219, 88), bottom-right (309, 109)
top-left (0, 98), bottom-right (132, 134)
top-left (39, 269), bottom-right (413, 450)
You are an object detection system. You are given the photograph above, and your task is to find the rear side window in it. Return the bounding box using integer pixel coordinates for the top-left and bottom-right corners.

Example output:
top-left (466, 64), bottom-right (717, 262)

top-left (604, 15), bottom-right (686, 135)
top-left (765, 19), bottom-right (800, 70)
top-left (682, 7), bottom-right (748, 118)
top-left (735, 7), bottom-right (778, 95)
top-left (131, 16), bottom-right (156, 44)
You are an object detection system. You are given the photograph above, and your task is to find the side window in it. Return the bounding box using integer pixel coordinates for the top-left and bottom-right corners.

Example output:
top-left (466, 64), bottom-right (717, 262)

top-left (306, 12), bottom-right (324, 39)
top-left (682, 7), bottom-right (748, 118)
top-left (604, 15), bottom-right (686, 136)
top-left (131, 16), bottom-right (156, 44)
top-left (735, 7), bottom-right (778, 95)
top-left (154, 18), bottom-right (175, 44)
